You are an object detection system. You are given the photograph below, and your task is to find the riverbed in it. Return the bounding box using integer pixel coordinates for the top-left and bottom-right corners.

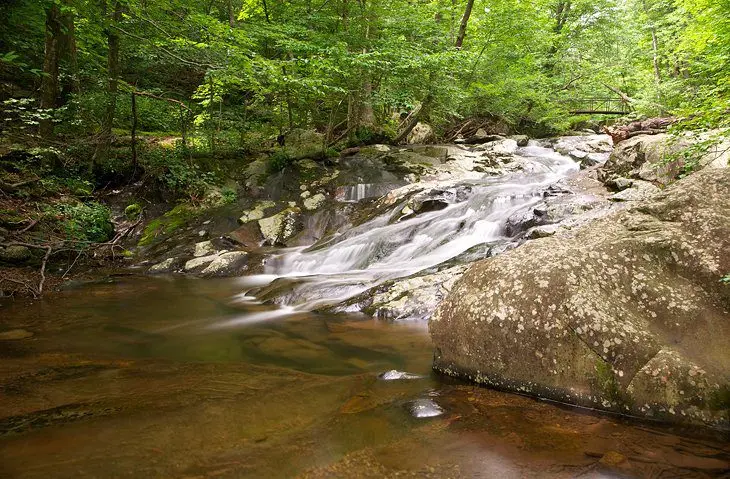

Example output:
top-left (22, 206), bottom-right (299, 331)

top-left (1, 276), bottom-right (728, 478)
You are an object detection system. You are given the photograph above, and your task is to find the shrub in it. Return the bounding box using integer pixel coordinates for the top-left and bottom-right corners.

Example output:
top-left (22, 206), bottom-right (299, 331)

top-left (53, 201), bottom-right (114, 243)
top-left (267, 150), bottom-right (293, 174)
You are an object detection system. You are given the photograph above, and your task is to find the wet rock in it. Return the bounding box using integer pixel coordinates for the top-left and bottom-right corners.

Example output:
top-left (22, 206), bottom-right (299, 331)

top-left (510, 135), bottom-right (530, 147)
top-left (239, 200), bottom-right (276, 224)
top-left (200, 251), bottom-right (248, 277)
top-left (475, 138), bottom-right (518, 156)
top-left (360, 144), bottom-right (391, 156)
top-left (580, 152), bottom-right (609, 169)
top-left (258, 207), bottom-right (303, 246)
top-left (569, 150), bottom-right (589, 161)
top-left (0, 245), bottom-right (32, 264)
top-left (409, 398), bottom-right (444, 418)
top-left (378, 370), bottom-right (423, 380)
top-left (0, 329), bottom-right (33, 340)
top-left (392, 186), bottom-right (471, 222)
top-left (184, 253), bottom-right (221, 273)
top-left (358, 265), bottom-right (468, 321)
top-left (431, 167), bottom-right (730, 428)
top-left (148, 257), bottom-right (181, 274)
top-left (599, 451), bottom-right (628, 468)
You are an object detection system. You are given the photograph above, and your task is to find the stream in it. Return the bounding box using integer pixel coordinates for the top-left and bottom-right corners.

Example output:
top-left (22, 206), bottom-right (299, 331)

top-left (1, 140), bottom-right (729, 478)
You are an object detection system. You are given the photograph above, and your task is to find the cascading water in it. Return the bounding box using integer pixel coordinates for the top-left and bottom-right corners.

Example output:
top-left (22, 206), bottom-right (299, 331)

top-left (235, 141), bottom-right (582, 316)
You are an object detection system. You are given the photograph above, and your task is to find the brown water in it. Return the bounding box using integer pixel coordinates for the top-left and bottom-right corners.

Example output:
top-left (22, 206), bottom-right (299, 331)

top-left (0, 276), bottom-right (728, 478)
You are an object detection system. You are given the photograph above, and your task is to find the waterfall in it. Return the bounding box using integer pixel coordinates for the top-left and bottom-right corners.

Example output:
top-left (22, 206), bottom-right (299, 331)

top-left (237, 142), bottom-right (580, 313)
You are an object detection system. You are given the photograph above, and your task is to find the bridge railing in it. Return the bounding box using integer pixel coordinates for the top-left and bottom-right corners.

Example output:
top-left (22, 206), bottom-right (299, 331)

top-left (561, 97), bottom-right (632, 115)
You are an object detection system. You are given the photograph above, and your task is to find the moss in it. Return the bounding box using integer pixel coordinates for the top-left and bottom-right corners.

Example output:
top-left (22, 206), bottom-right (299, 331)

top-left (124, 203), bottom-right (142, 220)
top-left (708, 385), bottom-right (730, 412)
top-left (593, 359), bottom-right (622, 403)
top-left (138, 203), bottom-right (195, 247)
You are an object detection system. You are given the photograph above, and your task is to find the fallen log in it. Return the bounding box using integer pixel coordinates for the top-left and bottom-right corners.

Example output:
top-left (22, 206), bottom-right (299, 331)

top-left (602, 117), bottom-right (676, 144)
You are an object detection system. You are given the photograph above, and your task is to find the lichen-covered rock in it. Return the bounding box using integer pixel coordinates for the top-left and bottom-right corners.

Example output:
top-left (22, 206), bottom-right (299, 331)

top-left (148, 257), bottom-right (181, 274)
top-left (303, 193), bottom-right (327, 211)
top-left (258, 207), bottom-right (303, 246)
top-left (599, 134), bottom-right (686, 185)
top-left (430, 168), bottom-right (730, 428)
top-left (238, 200), bottom-right (276, 224)
top-left (0, 245), bottom-right (32, 264)
top-left (194, 240), bottom-right (216, 258)
top-left (184, 253), bottom-right (221, 273)
top-left (200, 251), bottom-right (248, 277)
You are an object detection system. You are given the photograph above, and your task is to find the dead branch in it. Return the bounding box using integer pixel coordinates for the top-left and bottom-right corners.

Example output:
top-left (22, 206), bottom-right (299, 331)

top-left (133, 90), bottom-right (192, 111)
top-left (38, 246), bottom-right (52, 294)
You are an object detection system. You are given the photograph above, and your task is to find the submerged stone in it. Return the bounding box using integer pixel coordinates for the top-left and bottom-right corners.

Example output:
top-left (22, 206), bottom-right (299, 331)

top-left (378, 370), bottom-right (424, 380)
top-left (409, 398), bottom-right (444, 418)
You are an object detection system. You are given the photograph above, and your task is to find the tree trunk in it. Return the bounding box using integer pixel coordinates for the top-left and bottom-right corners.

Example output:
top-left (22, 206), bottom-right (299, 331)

top-left (650, 28), bottom-right (661, 84)
top-left (39, 3), bottom-right (62, 138)
top-left (94, 0), bottom-right (122, 166)
top-left (455, 0), bottom-right (475, 48)
top-left (131, 91), bottom-right (138, 173)
top-left (227, 0), bottom-right (236, 27)
top-left (261, 0), bottom-right (270, 22)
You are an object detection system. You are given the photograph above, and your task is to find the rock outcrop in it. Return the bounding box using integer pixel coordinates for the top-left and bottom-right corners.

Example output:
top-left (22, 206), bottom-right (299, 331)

top-left (431, 167), bottom-right (730, 428)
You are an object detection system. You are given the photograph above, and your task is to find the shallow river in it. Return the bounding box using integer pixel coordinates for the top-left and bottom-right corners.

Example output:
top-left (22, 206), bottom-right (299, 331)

top-left (1, 277), bottom-right (728, 478)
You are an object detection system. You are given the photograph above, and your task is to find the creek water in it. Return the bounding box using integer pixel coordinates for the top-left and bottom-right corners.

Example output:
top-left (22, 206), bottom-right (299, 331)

top-left (1, 142), bottom-right (729, 478)
top-left (246, 142), bottom-right (581, 312)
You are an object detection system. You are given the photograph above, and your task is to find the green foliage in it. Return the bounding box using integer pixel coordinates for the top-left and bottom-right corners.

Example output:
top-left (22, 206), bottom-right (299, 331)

top-left (140, 146), bottom-right (217, 197)
top-left (52, 201), bottom-right (113, 243)
top-left (220, 186), bottom-right (237, 205)
top-left (267, 150), bottom-right (293, 174)
top-left (721, 275), bottom-right (730, 285)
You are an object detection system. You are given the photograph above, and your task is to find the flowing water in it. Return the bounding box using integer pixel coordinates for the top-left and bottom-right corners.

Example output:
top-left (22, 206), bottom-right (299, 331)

top-left (245, 143), bottom-right (580, 312)
top-left (1, 141), bottom-right (729, 478)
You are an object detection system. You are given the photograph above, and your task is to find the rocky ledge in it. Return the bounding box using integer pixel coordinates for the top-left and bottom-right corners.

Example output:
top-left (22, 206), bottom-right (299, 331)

top-left (430, 165), bottom-right (730, 428)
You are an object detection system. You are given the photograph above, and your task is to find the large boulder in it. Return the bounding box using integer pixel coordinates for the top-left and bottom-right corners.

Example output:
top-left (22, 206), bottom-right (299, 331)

top-left (598, 134), bottom-right (686, 185)
top-left (406, 123), bottom-right (436, 145)
top-left (430, 168), bottom-right (730, 428)
top-left (258, 207), bottom-right (303, 246)
top-left (598, 132), bottom-right (730, 186)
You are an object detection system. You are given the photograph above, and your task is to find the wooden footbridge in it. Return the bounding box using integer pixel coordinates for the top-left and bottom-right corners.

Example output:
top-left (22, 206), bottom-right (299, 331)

top-left (563, 97), bottom-right (632, 115)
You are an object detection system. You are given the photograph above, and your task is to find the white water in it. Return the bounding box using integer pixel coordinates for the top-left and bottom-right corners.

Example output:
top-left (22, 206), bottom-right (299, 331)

top-left (238, 142), bottom-right (580, 313)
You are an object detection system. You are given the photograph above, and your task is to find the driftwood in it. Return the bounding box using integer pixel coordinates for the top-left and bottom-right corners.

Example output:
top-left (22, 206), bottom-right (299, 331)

top-left (602, 117), bottom-right (676, 144)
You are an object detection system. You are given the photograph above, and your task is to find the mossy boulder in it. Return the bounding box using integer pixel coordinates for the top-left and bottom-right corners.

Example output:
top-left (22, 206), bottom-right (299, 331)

top-left (0, 245), bottom-right (32, 264)
top-left (431, 167), bottom-right (730, 428)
